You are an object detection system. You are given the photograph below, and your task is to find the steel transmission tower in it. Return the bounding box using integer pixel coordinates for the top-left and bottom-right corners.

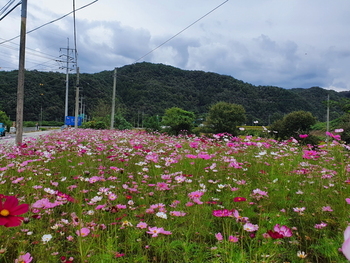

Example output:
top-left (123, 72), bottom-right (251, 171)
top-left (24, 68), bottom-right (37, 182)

top-left (59, 38), bottom-right (76, 125)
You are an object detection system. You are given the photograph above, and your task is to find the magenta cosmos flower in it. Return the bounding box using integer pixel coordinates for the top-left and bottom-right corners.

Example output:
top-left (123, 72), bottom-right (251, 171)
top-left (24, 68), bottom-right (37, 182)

top-left (0, 196), bottom-right (29, 227)
top-left (233, 197), bottom-right (247, 202)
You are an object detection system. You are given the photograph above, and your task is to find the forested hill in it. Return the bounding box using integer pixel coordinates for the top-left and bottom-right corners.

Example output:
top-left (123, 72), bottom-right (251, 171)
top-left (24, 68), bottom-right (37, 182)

top-left (0, 62), bottom-right (345, 125)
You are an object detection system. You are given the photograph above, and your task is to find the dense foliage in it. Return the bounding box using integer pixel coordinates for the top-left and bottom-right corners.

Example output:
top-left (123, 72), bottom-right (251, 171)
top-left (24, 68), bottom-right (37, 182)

top-left (0, 63), bottom-right (346, 126)
top-left (270, 111), bottom-right (317, 140)
top-left (0, 110), bottom-right (11, 131)
top-left (204, 102), bottom-right (246, 135)
top-left (161, 107), bottom-right (195, 135)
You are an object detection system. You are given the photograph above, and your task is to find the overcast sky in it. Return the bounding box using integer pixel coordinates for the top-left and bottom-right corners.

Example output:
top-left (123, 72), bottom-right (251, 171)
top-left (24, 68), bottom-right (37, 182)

top-left (0, 0), bottom-right (349, 91)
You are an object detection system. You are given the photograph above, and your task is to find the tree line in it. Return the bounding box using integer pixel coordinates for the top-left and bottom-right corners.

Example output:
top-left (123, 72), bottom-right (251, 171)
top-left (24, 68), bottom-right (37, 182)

top-left (0, 62), bottom-right (347, 128)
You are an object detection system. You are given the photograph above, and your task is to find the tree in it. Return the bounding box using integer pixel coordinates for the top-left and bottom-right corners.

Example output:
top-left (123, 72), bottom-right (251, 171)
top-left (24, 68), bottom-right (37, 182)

top-left (144, 115), bottom-right (161, 131)
top-left (161, 107), bottom-right (195, 135)
top-left (270, 110), bottom-right (316, 139)
top-left (114, 112), bottom-right (132, 130)
top-left (205, 102), bottom-right (246, 135)
top-left (0, 110), bottom-right (11, 131)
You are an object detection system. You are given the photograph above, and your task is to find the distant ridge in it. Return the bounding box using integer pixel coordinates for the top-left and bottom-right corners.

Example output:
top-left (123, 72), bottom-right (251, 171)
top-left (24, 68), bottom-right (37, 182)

top-left (0, 62), bottom-right (345, 125)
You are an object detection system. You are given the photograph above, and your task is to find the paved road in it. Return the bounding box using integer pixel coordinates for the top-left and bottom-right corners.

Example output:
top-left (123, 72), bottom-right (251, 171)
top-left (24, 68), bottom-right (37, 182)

top-left (0, 129), bottom-right (58, 146)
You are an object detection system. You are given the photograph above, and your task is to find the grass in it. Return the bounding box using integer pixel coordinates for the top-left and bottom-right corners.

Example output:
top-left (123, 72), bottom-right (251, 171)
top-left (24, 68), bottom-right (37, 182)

top-left (0, 128), bottom-right (349, 262)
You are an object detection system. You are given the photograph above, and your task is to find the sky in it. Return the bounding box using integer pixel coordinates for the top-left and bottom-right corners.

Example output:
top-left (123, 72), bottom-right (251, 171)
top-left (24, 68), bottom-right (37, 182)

top-left (0, 0), bottom-right (349, 91)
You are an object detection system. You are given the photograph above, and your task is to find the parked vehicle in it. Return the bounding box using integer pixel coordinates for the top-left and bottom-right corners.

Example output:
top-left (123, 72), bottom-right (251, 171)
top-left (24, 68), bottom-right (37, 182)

top-left (0, 123), bottom-right (6, 136)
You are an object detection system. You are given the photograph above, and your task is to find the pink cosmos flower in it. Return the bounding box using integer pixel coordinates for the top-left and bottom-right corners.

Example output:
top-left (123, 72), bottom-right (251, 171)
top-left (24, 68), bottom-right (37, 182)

top-left (32, 198), bottom-right (61, 209)
top-left (326, 131), bottom-right (341, 140)
top-left (0, 196), bottom-right (29, 227)
top-left (95, 204), bottom-right (106, 210)
top-left (346, 198), bottom-right (350, 204)
top-left (342, 226), bottom-right (350, 260)
top-left (212, 209), bottom-right (234, 217)
top-left (322, 206), bottom-right (333, 212)
top-left (115, 252), bottom-right (125, 258)
top-left (136, 222), bottom-right (148, 229)
top-left (243, 223), bottom-right (259, 232)
top-left (251, 188), bottom-right (269, 200)
top-left (273, 224), bottom-right (292, 237)
top-left (76, 227), bottom-right (90, 237)
top-left (147, 226), bottom-right (172, 237)
top-left (156, 182), bottom-right (171, 191)
top-left (293, 207), bottom-right (306, 214)
top-left (108, 193), bottom-right (117, 201)
top-left (88, 176), bottom-right (101, 183)
top-left (170, 211), bottom-right (186, 217)
top-left (198, 153), bottom-right (212, 160)
top-left (299, 134), bottom-right (308, 139)
top-left (215, 232), bottom-right (223, 241)
top-left (188, 191), bottom-right (204, 199)
top-left (314, 222), bottom-right (327, 229)
top-left (302, 150), bottom-right (319, 159)
top-left (189, 142), bottom-right (199, 148)
top-left (228, 235), bottom-right (239, 242)
top-left (232, 210), bottom-right (249, 223)
top-left (15, 252), bottom-right (33, 263)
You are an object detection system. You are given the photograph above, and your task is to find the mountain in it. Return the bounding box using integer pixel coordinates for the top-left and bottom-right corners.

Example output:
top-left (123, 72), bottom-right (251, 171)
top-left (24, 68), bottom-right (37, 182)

top-left (0, 62), bottom-right (345, 126)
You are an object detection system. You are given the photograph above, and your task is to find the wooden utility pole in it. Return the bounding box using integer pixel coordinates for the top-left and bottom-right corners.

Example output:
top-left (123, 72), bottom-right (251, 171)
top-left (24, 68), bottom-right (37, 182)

top-left (74, 67), bottom-right (80, 128)
top-left (15, 0), bottom-right (27, 145)
top-left (110, 68), bottom-right (117, 129)
top-left (326, 94), bottom-right (330, 143)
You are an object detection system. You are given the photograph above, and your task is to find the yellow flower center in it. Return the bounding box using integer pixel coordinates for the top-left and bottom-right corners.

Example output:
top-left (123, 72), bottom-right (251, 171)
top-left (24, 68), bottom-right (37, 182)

top-left (0, 209), bottom-right (9, 217)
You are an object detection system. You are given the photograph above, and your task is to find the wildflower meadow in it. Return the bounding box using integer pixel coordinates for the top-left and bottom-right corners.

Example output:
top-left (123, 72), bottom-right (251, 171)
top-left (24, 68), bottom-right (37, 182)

top-left (0, 128), bottom-right (349, 262)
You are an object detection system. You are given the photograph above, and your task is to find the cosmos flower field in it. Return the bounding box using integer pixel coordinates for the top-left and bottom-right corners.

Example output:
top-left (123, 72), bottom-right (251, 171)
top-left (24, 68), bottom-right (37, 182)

top-left (0, 128), bottom-right (349, 262)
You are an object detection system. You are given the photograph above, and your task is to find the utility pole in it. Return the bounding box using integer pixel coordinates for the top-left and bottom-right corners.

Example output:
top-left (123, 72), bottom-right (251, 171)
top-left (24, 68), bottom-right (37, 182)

top-left (80, 96), bottom-right (83, 121)
top-left (326, 94), bottom-right (330, 142)
top-left (110, 67), bottom-right (117, 129)
top-left (59, 38), bottom-right (75, 125)
top-left (15, 0), bottom-right (27, 145)
top-left (74, 67), bottom-right (80, 128)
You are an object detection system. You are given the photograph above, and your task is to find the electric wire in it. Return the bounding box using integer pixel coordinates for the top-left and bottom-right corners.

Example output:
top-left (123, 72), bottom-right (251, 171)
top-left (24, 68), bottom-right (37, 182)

top-left (0, 0), bottom-right (98, 45)
top-left (0, 37), bottom-right (66, 63)
top-left (0, 0), bottom-right (14, 13)
top-left (0, 0), bottom-right (21, 21)
top-left (134, 0), bottom-right (229, 63)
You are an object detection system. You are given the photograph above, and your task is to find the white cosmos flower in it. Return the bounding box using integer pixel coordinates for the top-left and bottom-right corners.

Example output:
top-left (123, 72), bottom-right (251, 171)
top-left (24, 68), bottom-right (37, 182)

top-left (156, 212), bottom-right (167, 219)
top-left (42, 234), bottom-right (53, 243)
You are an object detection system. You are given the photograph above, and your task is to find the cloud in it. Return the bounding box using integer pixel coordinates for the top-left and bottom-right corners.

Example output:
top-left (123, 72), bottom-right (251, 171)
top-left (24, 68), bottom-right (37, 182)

top-left (1, 0), bottom-right (350, 92)
top-left (76, 20), bottom-right (152, 72)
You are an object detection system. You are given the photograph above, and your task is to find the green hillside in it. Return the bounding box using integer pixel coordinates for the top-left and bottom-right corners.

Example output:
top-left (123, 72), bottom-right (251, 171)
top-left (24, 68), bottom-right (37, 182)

top-left (0, 62), bottom-right (345, 125)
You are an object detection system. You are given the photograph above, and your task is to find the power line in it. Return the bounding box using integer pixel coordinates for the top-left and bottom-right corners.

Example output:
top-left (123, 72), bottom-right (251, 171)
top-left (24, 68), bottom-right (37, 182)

top-left (0, 37), bottom-right (66, 62)
top-left (0, 0), bottom-right (21, 21)
top-left (134, 0), bottom-right (229, 63)
top-left (0, 0), bottom-right (99, 45)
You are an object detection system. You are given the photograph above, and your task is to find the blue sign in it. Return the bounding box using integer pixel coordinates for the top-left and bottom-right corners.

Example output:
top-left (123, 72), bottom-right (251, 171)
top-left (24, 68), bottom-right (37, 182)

top-left (65, 116), bottom-right (82, 126)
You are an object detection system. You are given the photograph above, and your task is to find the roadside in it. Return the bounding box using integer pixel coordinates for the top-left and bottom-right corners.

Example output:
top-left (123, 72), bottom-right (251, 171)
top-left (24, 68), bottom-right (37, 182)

top-left (0, 128), bottom-right (59, 146)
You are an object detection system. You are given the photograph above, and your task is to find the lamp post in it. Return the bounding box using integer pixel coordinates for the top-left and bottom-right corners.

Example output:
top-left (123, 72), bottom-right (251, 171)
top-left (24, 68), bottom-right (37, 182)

top-left (39, 89), bottom-right (44, 127)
